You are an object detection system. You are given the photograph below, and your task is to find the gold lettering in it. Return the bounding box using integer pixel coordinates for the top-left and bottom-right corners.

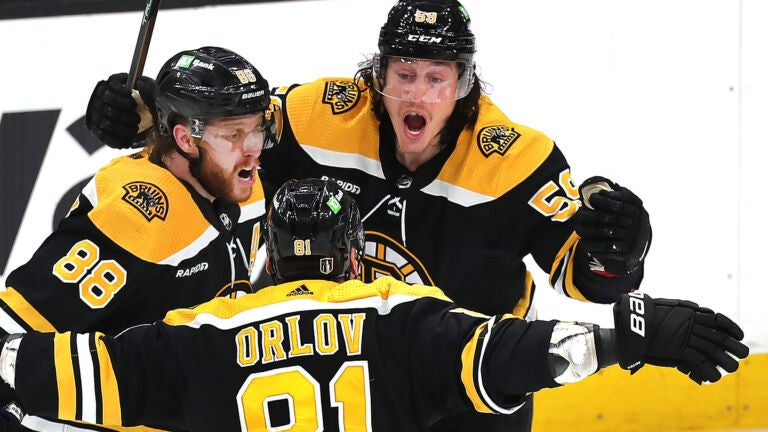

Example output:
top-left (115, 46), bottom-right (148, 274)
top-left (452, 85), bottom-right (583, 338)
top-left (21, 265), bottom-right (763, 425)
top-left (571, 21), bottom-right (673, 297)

top-left (235, 327), bottom-right (259, 366)
top-left (338, 313), bottom-right (365, 355)
top-left (286, 315), bottom-right (313, 357)
top-left (314, 314), bottom-right (338, 355)
top-left (260, 320), bottom-right (286, 363)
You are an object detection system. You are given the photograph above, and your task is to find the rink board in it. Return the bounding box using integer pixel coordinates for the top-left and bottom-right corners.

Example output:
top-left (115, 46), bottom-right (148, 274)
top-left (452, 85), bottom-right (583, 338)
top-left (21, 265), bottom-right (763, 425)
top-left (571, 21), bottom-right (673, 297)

top-left (534, 352), bottom-right (767, 431)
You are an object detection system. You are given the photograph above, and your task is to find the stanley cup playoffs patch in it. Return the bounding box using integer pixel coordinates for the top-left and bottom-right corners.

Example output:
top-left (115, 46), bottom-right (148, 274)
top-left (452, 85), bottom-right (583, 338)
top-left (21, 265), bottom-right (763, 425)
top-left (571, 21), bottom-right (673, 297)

top-left (322, 80), bottom-right (361, 114)
top-left (121, 181), bottom-right (169, 221)
top-left (477, 125), bottom-right (520, 157)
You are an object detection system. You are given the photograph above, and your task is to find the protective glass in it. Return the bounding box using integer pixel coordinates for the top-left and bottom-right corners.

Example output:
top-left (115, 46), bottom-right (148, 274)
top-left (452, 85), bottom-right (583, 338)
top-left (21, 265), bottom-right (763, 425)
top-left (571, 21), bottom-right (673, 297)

top-left (371, 54), bottom-right (475, 103)
top-left (193, 113), bottom-right (277, 152)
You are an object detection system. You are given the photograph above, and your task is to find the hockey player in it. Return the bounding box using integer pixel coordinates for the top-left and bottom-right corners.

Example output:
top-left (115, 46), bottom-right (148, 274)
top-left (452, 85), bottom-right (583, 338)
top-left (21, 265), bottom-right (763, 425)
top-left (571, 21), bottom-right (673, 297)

top-left (85, 1), bottom-right (653, 430)
top-left (0, 46), bottom-right (276, 431)
top-left (0, 178), bottom-right (748, 432)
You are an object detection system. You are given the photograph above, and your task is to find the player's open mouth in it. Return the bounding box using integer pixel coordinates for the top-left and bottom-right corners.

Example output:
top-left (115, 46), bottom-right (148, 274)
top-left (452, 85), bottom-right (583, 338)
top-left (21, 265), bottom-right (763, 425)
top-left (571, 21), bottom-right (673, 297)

top-left (404, 113), bottom-right (426, 136)
top-left (238, 168), bottom-right (254, 180)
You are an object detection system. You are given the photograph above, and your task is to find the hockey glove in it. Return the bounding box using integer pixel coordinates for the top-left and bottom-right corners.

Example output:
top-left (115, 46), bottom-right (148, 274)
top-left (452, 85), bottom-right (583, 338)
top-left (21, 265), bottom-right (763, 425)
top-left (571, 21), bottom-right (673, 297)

top-left (85, 72), bottom-right (156, 149)
top-left (613, 292), bottom-right (749, 384)
top-left (574, 176), bottom-right (652, 275)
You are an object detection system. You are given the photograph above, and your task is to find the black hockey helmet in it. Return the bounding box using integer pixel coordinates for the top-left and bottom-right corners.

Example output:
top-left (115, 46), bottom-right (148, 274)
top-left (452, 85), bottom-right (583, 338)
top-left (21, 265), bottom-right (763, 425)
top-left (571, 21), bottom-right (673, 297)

top-left (373, 0), bottom-right (476, 102)
top-left (379, 0), bottom-right (475, 62)
top-left (154, 46), bottom-right (274, 141)
top-left (264, 178), bottom-right (365, 284)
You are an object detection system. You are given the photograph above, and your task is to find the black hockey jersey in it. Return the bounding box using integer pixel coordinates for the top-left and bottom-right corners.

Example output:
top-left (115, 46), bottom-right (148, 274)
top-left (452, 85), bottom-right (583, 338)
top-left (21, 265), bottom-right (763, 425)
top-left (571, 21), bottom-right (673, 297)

top-left (1, 149), bottom-right (263, 336)
top-left (12, 277), bottom-right (559, 432)
top-left (259, 78), bottom-right (642, 318)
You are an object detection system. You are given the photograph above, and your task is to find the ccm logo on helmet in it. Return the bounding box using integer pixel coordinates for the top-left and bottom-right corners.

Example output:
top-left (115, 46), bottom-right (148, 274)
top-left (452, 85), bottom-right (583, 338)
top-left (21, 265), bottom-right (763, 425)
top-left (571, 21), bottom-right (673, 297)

top-left (407, 35), bottom-right (443, 43)
top-left (628, 291), bottom-right (646, 337)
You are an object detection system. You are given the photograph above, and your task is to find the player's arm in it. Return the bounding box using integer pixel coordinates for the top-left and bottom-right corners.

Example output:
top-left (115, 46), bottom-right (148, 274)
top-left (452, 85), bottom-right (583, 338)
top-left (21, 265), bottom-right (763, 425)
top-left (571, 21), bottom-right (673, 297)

top-left (479, 292), bottom-right (748, 410)
top-left (523, 148), bottom-right (650, 303)
top-left (0, 325), bottom-right (187, 430)
top-left (1, 198), bottom-right (144, 335)
top-left (405, 291), bottom-right (747, 417)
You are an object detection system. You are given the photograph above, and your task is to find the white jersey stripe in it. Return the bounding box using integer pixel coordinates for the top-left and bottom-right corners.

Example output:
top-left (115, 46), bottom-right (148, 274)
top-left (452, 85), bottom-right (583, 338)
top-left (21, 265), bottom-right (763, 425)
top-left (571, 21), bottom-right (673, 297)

top-left (476, 315), bottom-right (524, 414)
top-left (158, 226), bottom-right (220, 266)
top-left (0, 307), bottom-right (25, 334)
top-left (176, 293), bottom-right (422, 331)
top-left (300, 145), bottom-right (385, 179)
top-left (81, 177), bottom-right (98, 207)
top-left (421, 179), bottom-right (495, 207)
top-left (76, 334), bottom-right (97, 423)
top-left (239, 198), bottom-right (266, 222)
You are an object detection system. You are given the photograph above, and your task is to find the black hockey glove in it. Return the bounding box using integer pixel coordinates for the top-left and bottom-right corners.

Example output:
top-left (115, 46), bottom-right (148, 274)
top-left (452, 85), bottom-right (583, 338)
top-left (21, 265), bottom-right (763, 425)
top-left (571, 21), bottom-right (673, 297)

top-left (613, 292), bottom-right (749, 384)
top-left (574, 176), bottom-right (652, 275)
top-left (85, 72), bottom-right (156, 149)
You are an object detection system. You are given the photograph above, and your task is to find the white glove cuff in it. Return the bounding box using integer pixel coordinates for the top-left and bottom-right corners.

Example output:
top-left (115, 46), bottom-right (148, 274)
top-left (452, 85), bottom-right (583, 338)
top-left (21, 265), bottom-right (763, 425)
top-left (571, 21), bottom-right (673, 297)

top-left (549, 322), bottom-right (599, 384)
top-left (0, 335), bottom-right (22, 388)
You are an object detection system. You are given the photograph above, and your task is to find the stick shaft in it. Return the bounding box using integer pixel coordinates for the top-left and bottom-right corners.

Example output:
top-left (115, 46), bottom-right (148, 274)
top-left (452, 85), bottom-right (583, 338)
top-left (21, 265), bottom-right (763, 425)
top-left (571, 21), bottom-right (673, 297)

top-left (127, 0), bottom-right (161, 89)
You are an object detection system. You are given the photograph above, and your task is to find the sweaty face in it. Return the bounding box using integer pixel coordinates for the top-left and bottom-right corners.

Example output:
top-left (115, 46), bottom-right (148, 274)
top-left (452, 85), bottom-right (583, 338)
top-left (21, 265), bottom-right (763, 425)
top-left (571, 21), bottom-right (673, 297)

top-left (196, 114), bottom-right (265, 203)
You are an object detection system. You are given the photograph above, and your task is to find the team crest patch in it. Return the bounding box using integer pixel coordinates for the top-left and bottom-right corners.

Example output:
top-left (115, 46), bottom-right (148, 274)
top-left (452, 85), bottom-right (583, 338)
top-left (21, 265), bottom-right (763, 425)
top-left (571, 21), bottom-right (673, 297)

top-left (477, 125), bottom-right (520, 157)
top-left (322, 80), bottom-right (360, 114)
top-left (121, 181), bottom-right (169, 221)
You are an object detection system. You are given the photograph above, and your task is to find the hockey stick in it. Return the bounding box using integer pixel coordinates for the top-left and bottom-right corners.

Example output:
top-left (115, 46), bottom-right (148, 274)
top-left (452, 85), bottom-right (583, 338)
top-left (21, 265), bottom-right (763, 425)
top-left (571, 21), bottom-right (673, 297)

top-left (127, 0), bottom-right (161, 90)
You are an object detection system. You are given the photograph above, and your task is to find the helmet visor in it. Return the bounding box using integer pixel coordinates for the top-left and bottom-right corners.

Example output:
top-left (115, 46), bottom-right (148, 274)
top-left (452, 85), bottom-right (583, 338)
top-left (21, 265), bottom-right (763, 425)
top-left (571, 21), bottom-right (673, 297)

top-left (194, 113), bottom-right (277, 152)
top-left (372, 54), bottom-right (474, 103)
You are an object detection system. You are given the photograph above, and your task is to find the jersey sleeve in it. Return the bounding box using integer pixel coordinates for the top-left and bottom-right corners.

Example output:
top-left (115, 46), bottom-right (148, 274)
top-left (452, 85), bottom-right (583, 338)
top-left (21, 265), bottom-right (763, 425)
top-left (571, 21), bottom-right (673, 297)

top-left (382, 287), bottom-right (559, 422)
top-left (520, 144), bottom-right (642, 304)
top-left (14, 327), bottom-right (187, 430)
top-left (0, 197), bottom-right (149, 334)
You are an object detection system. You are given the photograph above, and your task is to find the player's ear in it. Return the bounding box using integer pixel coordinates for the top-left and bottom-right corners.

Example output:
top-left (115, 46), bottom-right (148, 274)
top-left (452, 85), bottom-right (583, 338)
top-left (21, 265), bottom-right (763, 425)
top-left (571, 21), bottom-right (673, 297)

top-left (173, 124), bottom-right (198, 156)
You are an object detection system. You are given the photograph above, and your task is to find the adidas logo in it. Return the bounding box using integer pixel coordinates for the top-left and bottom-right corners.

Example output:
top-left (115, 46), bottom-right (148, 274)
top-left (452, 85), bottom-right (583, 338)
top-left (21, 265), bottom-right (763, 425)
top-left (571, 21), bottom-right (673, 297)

top-left (287, 285), bottom-right (314, 297)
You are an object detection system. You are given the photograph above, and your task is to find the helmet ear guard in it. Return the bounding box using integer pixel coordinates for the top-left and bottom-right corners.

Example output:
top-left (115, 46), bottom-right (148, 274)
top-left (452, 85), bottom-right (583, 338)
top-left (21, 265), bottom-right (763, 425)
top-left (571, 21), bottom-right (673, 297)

top-left (264, 178), bottom-right (364, 284)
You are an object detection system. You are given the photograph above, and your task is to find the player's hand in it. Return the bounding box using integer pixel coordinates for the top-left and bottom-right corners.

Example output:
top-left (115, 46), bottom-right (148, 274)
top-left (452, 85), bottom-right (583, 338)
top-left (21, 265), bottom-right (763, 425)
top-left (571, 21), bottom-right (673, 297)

top-left (574, 176), bottom-right (651, 275)
top-left (613, 292), bottom-right (749, 384)
top-left (85, 72), bottom-right (156, 149)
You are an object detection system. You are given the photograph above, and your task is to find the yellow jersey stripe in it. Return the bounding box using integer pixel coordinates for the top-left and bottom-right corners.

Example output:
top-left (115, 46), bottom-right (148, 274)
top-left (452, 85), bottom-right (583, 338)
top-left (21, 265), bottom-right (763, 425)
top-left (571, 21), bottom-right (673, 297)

top-left (54, 332), bottom-right (77, 420)
top-left (95, 334), bottom-right (122, 425)
top-left (460, 321), bottom-right (493, 413)
top-left (511, 272), bottom-right (535, 319)
top-left (1, 287), bottom-right (56, 332)
top-left (552, 232), bottom-right (589, 301)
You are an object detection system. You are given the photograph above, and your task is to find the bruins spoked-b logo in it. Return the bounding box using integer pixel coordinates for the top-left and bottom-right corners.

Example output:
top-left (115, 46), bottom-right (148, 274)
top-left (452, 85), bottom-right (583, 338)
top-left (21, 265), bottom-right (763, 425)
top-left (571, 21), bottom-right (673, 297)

top-left (121, 182), bottom-right (169, 221)
top-left (360, 231), bottom-right (434, 285)
top-left (478, 125), bottom-right (520, 157)
top-left (322, 80), bottom-right (360, 114)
